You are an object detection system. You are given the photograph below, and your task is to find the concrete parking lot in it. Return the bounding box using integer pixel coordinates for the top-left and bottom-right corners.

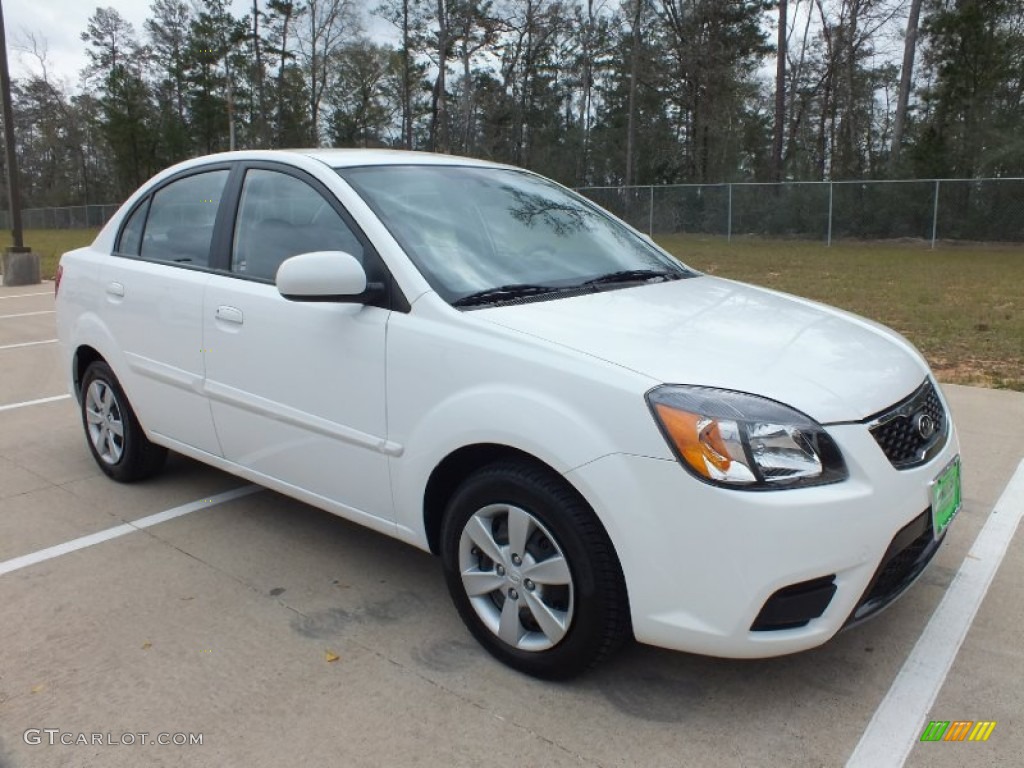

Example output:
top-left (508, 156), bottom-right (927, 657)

top-left (1, 282), bottom-right (1021, 768)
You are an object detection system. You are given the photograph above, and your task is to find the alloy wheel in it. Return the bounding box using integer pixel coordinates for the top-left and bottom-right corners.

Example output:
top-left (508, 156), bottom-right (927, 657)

top-left (85, 379), bottom-right (125, 465)
top-left (458, 503), bottom-right (575, 651)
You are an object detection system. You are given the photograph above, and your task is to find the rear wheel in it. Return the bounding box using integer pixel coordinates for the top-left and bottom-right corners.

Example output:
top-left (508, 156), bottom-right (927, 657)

top-left (80, 361), bottom-right (167, 482)
top-left (441, 460), bottom-right (630, 679)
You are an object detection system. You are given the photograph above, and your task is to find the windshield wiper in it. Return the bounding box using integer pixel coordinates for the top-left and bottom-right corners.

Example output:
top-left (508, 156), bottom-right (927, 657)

top-left (580, 269), bottom-right (683, 287)
top-left (451, 283), bottom-right (565, 308)
top-left (453, 270), bottom-right (683, 307)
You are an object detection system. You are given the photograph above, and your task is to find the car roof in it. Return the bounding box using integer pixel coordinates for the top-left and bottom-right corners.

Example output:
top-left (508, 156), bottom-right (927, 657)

top-left (169, 148), bottom-right (516, 172)
top-left (290, 148), bottom-right (513, 169)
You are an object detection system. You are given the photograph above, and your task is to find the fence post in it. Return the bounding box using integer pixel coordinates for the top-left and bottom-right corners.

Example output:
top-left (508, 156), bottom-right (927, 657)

top-left (727, 183), bottom-right (733, 242)
top-left (931, 180), bottom-right (940, 249)
top-left (648, 185), bottom-right (654, 236)
top-left (826, 182), bottom-right (834, 247)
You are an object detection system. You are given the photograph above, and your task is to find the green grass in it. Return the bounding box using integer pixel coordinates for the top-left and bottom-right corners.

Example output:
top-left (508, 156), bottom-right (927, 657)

top-left (12, 228), bottom-right (1023, 390)
top-left (657, 234), bottom-right (1024, 391)
top-left (13, 229), bottom-right (99, 280)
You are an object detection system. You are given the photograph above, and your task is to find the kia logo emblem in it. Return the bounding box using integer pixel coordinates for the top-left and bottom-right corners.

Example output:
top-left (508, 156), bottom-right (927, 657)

top-left (913, 412), bottom-right (937, 440)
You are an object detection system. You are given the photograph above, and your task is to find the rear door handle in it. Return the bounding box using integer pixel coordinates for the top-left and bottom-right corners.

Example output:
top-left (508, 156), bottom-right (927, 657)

top-left (106, 281), bottom-right (125, 298)
top-left (215, 305), bottom-right (244, 325)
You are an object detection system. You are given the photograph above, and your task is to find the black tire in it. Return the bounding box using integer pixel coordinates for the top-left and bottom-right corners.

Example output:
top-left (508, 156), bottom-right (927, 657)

top-left (80, 361), bottom-right (167, 482)
top-left (441, 459), bottom-right (630, 679)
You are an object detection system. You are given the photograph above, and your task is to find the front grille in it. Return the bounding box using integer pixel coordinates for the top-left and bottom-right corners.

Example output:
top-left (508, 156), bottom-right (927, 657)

top-left (846, 509), bottom-right (942, 626)
top-left (868, 379), bottom-right (947, 469)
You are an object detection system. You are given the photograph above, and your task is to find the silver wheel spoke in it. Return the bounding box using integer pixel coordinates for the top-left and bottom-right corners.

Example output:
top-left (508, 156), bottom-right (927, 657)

top-left (506, 505), bottom-right (534, 558)
top-left (461, 568), bottom-right (506, 597)
top-left (522, 554), bottom-right (570, 586)
top-left (101, 386), bottom-right (114, 414)
top-left (498, 595), bottom-right (522, 645)
top-left (105, 430), bottom-right (117, 458)
top-left (86, 408), bottom-right (104, 425)
top-left (464, 516), bottom-right (505, 565)
top-left (108, 418), bottom-right (124, 438)
top-left (85, 386), bottom-right (101, 414)
top-left (522, 590), bottom-right (569, 644)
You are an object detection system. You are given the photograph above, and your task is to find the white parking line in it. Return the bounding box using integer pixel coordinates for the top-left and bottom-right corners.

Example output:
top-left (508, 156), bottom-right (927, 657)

top-left (0, 291), bottom-right (51, 299)
top-left (0, 394), bottom-right (72, 412)
top-left (0, 338), bottom-right (58, 350)
top-left (0, 310), bottom-right (55, 319)
top-left (0, 485), bottom-right (262, 577)
top-left (847, 458), bottom-right (1024, 768)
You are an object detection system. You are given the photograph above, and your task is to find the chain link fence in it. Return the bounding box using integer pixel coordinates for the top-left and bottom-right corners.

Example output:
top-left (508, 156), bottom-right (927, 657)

top-left (0, 204), bottom-right (122, 230)
top-left (577, 178), bottom-right (1024, 246)
top-left (5, 179), bottom-right (1024, 246)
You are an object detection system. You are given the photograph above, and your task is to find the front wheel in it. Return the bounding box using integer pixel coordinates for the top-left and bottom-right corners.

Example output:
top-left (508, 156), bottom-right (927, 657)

top-left (441, 460), bottom-right (630, 679)
top-left (80, 361), bottom-right (167, 482)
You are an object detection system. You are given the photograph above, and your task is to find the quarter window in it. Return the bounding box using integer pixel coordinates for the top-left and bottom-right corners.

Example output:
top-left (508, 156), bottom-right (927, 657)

top-left (231, 169), bottom-right (364, 281)
top-left (140, 170), bottom-right (229, 267)
top-left (117, 198), bottom-right (150, 256)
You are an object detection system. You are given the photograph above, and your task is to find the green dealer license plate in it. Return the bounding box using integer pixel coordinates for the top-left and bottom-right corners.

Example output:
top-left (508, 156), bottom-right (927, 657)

top-left (931, 456), bottom-right (962, 539)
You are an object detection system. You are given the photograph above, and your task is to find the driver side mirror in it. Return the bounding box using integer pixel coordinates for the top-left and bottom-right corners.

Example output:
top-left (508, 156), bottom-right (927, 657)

top-left (276, 251), bottom-right (385, 304)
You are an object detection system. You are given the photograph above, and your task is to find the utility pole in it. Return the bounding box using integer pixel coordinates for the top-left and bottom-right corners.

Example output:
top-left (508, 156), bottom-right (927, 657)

top-left (0, 0), bottom-right (39, 285)
top-left (0, 0), bottom-right (23, 248)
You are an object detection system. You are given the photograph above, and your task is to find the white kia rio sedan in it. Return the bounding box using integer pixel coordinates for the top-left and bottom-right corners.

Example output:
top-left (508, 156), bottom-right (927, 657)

top-left (56, 150), bottom-right (962, 678)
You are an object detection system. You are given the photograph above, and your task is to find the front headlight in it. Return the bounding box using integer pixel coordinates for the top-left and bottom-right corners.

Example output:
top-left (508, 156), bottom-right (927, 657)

top-left (647, 385), bottom-right (847, 490)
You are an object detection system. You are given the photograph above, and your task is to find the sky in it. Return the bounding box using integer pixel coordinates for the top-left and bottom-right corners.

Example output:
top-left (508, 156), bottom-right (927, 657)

top-left (4, 0), bottom-right (304, 84)
top-left (3, 1), bottom-right (900, 93)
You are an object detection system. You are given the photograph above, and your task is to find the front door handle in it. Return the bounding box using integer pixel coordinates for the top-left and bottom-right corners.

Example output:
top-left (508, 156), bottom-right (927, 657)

top-left (215, 305), bottom-right (244, 325)
top-left (106, 281), bottom-right (125, 297)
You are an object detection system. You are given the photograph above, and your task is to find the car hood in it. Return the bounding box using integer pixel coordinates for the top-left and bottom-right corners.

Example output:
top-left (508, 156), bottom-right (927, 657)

top-left (475, 276), bottom-right (929, 424)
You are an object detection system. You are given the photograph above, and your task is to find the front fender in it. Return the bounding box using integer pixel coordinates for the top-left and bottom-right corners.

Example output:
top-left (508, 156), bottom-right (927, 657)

top-left (388, 384), bottom-right (626, 546)
top-left (384, 296), bottom-right (675, 549)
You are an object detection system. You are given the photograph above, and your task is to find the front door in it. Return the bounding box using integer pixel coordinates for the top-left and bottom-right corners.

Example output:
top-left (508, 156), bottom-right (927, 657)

top-left (202, 166), bottom-right (394, 526)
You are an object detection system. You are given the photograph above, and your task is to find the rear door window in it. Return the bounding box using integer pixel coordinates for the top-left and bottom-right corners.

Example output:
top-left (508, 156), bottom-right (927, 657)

top-left (139, 171), bottom-right (229, 267)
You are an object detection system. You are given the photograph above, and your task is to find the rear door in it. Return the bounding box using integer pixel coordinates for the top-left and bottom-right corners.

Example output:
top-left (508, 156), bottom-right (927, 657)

top-left (99, 167), bottom-right (230, 455)
top-left (201, 163), bottom-right (395, 527)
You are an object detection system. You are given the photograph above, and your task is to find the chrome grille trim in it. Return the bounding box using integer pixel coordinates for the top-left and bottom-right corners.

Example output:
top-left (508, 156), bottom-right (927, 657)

top-left (866, 379), bottom-right (949, 469)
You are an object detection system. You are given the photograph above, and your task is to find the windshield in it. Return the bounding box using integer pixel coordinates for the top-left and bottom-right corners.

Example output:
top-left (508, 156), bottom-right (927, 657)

top-left (337, 165), bottom-right (695, 304)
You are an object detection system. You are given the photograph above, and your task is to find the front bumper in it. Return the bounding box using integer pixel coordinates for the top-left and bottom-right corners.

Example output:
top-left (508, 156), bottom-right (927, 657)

top-left (565, 418), bottom-right (960, 658)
